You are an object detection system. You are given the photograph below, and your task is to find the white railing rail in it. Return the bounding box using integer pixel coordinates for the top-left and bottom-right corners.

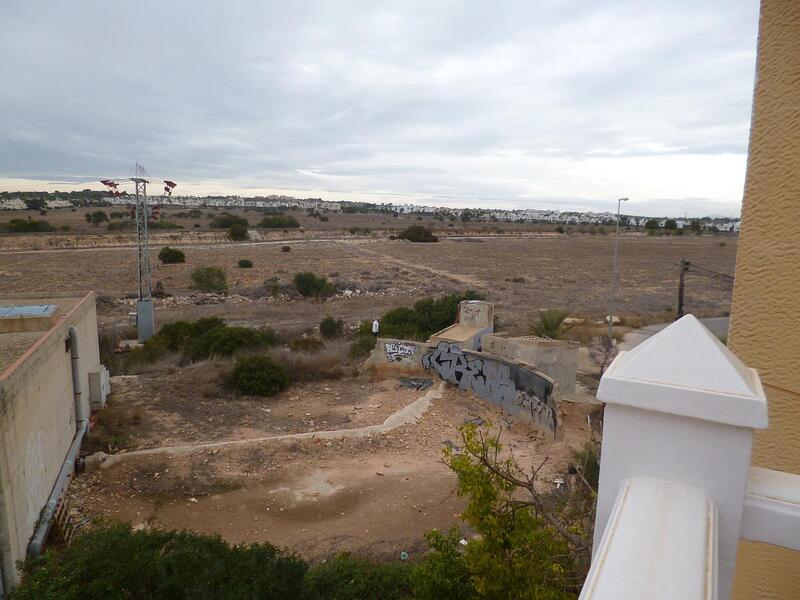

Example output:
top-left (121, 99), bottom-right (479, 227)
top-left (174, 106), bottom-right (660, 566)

top-left (582, 315), bottom-right (771, 600)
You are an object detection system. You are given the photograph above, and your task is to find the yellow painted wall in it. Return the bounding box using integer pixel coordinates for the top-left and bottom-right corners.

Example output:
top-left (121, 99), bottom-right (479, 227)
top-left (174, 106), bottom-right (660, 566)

top-left (729, 2), bottom-right (800, 598)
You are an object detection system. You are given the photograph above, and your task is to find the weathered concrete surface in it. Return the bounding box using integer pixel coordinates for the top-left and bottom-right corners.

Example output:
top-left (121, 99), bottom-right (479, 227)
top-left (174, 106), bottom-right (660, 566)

top-left (0, 292), bottom-right (101, 587)
top-left (481, 333), bottom-right (578, 397)
top-left (429, 300), bottom-right (493, 351)
top-left (362, 338), bottom-right (429, 377)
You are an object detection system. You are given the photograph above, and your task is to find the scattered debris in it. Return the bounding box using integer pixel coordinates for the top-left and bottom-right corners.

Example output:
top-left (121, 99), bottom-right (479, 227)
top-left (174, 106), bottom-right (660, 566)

top-left (463, 416), bottom-right (485, 426)
top-left (398, 377), bottom-right (433, 391)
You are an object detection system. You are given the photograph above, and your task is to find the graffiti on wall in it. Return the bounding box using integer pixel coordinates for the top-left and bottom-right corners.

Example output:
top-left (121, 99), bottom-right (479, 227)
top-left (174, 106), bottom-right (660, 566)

top-left (422, 341), bottom-right (557, 434)
top-left (385, 341), bottom-right (417, 362)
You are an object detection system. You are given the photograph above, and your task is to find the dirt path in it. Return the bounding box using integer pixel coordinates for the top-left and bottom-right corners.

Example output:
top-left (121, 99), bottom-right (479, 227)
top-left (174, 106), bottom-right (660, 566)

top-left (350, 244), bottom-right (487, 289)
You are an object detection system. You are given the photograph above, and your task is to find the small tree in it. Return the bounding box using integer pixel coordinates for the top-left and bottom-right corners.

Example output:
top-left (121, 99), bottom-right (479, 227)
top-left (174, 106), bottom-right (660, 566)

top-left (664, 219), bottom-right (677, 231)
top-left (228, 223), bottom-right (249, 241)
top-left (191, 266), bottom-right (228, 293)
top-left (158, 246), bottom-right (186, 264)
top-left (398, 225), bottom-right (438, 242)
top-left (690, 219), bottom-right (702, 232)
top-left (238, 259), bottom-right (253, 268)
top-left (319, 316), bottom-right (344, 339)
top-left (644, 219), bottom-right (659, 231)
top-left (230, 355), bottom-right (290, 396)
top-left (528, 309), bottom-right (573, 339)
top-left (85, 210), bottom-right (108, 227)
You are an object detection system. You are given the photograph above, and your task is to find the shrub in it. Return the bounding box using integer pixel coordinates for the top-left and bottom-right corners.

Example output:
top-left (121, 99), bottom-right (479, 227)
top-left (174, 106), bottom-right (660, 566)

top-left (188, 208), bottom-right (203, 218)
top-left (238, 259), bottom-right (253, 268)
top-left (290, 336), bottom-right (325, 353)
top-left (228, 223), bottom-right (249, 241)
top-left (319, 316), bottom-right (344, 339)
top-left (266, 276), bottom-right (281, 297)
top-left (281, 245), bottom-right (292, 252)
top-left (188, 326), bottom-right (278, 361)
top-left (379, 292), bottom-right (483, 341)
top-left (397, 225), bottom-right (437, 242)
top-left (528, 309), bottom-right (573, 339)
top-left (209, 213), bottom-right (248, 229)
top-left (85, 210), bottom-right (108, 226)
top-left (304, 554), bottom-right (413, 600)
top-left (10, 523), bottom-right (308, 600)
top-left (258, 214), bottom-right (300, 228)
top-left (191, 266), bottom-right (228, 293)
top-left (349, 335), bottom-right (376, 359)
top-left (107, 221), bottom-right (133, 231)
top-left (230, 355), bottom-right (290, 396)
top-left (2, 218), bottom-right (55, 233)
top-left (293, 272), bottom-right (336, 299)
top-left (158, 246), bottom-right (186, 264)
top-left (59, 225), bottom-right (71, 231)
top-left (554, 226), bottom-right (564, 234)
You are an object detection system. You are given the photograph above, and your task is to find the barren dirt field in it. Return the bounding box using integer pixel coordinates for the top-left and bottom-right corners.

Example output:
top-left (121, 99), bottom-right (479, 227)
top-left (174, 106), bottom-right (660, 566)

top-left (1, 233), bottom-right (736, 338)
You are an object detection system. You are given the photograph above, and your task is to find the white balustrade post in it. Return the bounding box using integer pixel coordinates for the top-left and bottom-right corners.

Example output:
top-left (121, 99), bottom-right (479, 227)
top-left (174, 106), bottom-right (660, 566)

top-left (592, 315), bottom-right (768, 600)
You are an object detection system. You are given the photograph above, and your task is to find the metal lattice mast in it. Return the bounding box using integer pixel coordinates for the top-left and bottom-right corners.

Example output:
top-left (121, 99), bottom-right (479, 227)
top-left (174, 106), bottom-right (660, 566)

top-left (131, 162), bottom-right (152, 302)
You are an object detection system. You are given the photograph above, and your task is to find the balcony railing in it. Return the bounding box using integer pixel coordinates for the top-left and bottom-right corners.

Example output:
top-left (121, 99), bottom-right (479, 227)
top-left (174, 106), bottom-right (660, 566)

top-left (579, 315), bottom-right (800, 600)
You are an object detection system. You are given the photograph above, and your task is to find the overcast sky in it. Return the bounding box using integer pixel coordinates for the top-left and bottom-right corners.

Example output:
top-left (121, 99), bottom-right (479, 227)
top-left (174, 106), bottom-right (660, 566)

top-left (0, 1), bottom-right (759, 216)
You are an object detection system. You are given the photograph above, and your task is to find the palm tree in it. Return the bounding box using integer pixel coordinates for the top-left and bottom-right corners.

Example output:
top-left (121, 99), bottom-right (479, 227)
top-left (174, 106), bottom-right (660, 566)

top-left (528, 309), bottom-right (573, 339)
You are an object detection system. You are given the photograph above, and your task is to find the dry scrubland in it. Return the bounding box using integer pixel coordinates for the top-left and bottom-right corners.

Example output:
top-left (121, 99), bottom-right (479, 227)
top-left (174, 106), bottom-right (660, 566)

top-left (0, 223), bottom-right (735, 564)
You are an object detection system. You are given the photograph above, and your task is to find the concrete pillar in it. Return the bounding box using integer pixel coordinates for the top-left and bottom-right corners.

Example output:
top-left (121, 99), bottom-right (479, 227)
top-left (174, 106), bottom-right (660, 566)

top-left (593, 315), bottom-right (767, 600)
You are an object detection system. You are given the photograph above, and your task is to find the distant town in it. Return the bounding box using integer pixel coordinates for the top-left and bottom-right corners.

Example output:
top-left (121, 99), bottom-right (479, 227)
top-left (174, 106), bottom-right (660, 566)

top-left (0, 190), bottom-right (741, 232)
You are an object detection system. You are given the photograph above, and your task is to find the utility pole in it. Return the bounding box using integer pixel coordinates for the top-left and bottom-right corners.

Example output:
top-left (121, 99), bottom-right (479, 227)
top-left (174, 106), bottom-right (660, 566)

top-left (131, 163), bottom-right (155, 342)
top-left (608, 197), bottom-right (629, 339)
top-left (676, 258), bottom-right (691, 320)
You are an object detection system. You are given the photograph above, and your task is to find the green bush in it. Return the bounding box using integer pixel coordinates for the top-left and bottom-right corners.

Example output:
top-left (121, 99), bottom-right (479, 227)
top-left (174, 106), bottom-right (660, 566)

top-left (85, 210), bottom-right (108, 226)
top-left (554, 226), bottom-right (564, 234)
top-left (228, 223), bottom-right (249, 241)
top-left (281, 245), bottom-right (292, 252)
top-left (209, 213), bottom-right (249, 229)
top-left (304, 554), bottom-right (413, 600)
top-left (258, 214), bottom-right (300, 228)
top-left (10, 523), bottom-right (308, 600)
top-left (188, 326), bottom-right (278, 361)
top-left (191, 266), bottom-right (228, 293)
top-left (2, 218), bottom-right (55, 233)
top-left (230, 355), bottom-right (290, 396)
top-left (397, 225), bottom-right (437, 242)
top-left (290, 336), bottom-right (325, 353)
top-left (528, 309), bottom-right (573, 340)
top-left (158, 246), bottom-right (186, 264)
top-left (293, 272), bottom-right (336, 299)
top-left (319, 316), bottom-right (344, 339)
top-left (349, 335), bottom-right (376, 359)
top-left (379, 292), bottom-right (483, 341)
top-left (238, 258), bottom-right (253, 268)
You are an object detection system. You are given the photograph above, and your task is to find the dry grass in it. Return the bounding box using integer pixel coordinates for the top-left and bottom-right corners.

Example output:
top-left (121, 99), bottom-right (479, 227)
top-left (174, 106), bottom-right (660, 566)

top-left (265, 339), bottom-right (354, 383)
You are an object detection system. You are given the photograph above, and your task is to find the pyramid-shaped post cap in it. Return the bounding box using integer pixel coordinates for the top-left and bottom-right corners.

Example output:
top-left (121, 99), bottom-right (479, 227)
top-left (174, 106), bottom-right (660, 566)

top-left (597, 315), bottom-right (768, 429)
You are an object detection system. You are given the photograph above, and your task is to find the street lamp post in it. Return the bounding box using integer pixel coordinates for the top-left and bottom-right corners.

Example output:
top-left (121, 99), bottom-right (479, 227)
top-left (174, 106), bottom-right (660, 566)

top-left (608, 197), bottom-right (629, 339)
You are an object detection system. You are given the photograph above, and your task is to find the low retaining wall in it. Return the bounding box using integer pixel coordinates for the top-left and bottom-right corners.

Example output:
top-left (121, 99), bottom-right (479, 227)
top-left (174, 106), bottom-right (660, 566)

top-left (362, 338), bottom-right (429, 377)
top-left (422, 341), bottom-right (557, 435)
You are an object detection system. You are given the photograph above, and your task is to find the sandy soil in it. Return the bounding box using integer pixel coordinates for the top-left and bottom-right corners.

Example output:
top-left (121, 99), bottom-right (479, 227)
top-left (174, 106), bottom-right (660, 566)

top-left (69, 379), bottom-right (598, 561)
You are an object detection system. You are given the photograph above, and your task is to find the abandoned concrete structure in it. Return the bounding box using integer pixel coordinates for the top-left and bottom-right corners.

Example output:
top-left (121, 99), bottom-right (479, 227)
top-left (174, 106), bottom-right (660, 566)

top-left (0, 292), bottom-right (107, 590)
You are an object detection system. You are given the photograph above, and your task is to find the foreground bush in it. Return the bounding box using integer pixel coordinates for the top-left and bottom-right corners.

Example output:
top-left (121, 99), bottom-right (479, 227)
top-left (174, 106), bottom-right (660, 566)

top-left (209, 213), bottom-right (248, 229)
top-left (10, 523), bottom-right (308, 600)
top-left (304, 554), bottom-right (413, 600)
top-left (158, 246), bottom-right (185, 264)
top-left (319, 316), bottom-right (344, 339)
top-left (294, 272), bottom-right (336, 299)
top-left (191, 266), bottom-right (228, 293)
top-left (230, 355), bottom-right (290, 396)
top-left (1, 218), bottom-right (55, 233)
top-left (258, 214), bottom-right (300, 228)
top-left (398, 225), bottom-right (437, 243)
top-left (228, 222), bottom-right (249, 241)
top-left (188, 326), bottom-right (278, 361)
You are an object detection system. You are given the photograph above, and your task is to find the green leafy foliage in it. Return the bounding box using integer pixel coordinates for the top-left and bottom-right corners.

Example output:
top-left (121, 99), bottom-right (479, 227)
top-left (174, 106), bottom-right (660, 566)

top-left (10, 523), bottom-right (308, 600)
top-left (411, 528), bottom-right (474, 600)
top-left (293, 272), bottom-right (336, 299)
top-left (379, 292), bottom-right (483, 341)
top-left (191, 266), bottom-right (228, 293)
top-left (228, 223), bottom-right (249, 241)
top-left (209, 213), bottom-right (249, 229)
top-left (1, 219), bottom-right (56, 233)
top-left (319, 316), bottom-right (344, 339)
top-left (238, 258), bottom-right (253, 268)
top-left (85, 210), bottom-right (108, 226)
top-left (528, 309), bottom-right (573, 340)
top-left (258, 214), bottom-right (300, 228)
top-left (349, 335), bottom-right (376, 359)
top-left (158, 246), bottom-right (186, 264)
top-left (397, 225), bottom-right (438, 242)
top-left (230, 355), bottom-right (290, 396)
top-left (304, 554), bottom-right (413, 600)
